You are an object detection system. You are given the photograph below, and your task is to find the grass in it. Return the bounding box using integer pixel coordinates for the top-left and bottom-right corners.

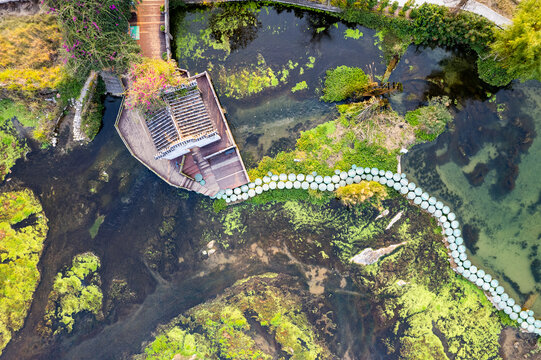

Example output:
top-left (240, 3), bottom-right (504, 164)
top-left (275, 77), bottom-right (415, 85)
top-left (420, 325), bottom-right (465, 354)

top-left (0, 99), bottom-right (36, 127)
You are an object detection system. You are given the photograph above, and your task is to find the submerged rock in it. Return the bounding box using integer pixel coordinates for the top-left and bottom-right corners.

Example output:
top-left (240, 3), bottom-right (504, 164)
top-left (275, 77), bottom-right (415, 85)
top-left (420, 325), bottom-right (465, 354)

top-left (350, 242), bottom-right (406, 265)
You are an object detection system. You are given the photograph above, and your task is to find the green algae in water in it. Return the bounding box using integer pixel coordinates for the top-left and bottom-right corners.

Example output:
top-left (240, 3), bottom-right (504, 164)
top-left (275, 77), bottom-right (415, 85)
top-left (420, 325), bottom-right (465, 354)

top-left (344, 28), bottom-right (363, 40)
top-left (43, 252), bottom-right (103, 335)
top-left (291, 81), bottom-right (308, 93)
top-left (0, 189), bottom-right (48, 355)
top-left (89, 214), bottom-right (105, 239)
top-left (216, 53), bottom-right (283, 99)
top-left (138, 273), bottom-right (333, 360)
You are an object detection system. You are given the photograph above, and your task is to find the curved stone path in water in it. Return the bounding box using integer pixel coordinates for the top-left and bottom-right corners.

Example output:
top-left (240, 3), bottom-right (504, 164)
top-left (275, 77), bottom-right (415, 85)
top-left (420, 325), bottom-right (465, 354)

top-left (215, 165), bottom-right (540, 335)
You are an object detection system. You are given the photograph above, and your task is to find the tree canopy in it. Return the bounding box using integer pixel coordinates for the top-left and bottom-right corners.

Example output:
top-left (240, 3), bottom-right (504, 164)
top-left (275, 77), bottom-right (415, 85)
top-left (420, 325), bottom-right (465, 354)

top-left (44, 0), bottom-right (140, 74)
top-left (491, 0), bottom-right (541, 82)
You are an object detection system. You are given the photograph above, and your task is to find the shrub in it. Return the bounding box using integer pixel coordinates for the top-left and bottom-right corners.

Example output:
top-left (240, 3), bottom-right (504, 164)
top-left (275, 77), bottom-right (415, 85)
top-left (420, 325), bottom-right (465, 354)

top-left (321, 66), bottom-right (371, 102)
top-left (160, 25), bottom-right (165, 32)
top-left (44, 0), bottom-right (140, 73)
top-left (476, 54), bottom-right (513, 87)
top-left (391, 1), bottom-right (399, 13)
top-left (335, 181), bottom-right (388, 208)
top-left (126, 58), bottom-right (187, 110)
top-left (160, 4), bottom-right (165, 12)
top-left (490, 0), bottom-right (541, 82)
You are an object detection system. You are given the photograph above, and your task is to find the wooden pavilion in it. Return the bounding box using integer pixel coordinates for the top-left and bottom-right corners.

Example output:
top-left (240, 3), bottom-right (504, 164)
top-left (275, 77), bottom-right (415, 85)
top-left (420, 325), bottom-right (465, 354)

top-left (116, 72), bottom-right (249, 196)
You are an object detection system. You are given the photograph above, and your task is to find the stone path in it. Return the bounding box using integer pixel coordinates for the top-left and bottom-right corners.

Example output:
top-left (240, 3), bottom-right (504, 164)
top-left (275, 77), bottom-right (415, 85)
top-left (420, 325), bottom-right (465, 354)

top-left (72, 71), bottom-right (97, 142)
top-left (394, 0), bottom-right (511, 26)
top-left (100, 71), bottom-right (124, 96)
top-left (217, 166), bottom-right (541, 335)
top-left (184, 0), bottom-right (511, 26)
top-left (131, 0), bottom-right (166, 59)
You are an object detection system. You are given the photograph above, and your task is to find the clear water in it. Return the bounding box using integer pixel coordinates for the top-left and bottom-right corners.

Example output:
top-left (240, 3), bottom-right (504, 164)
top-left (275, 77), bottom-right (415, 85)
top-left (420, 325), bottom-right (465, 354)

top-left (2, 3), bottom-right (540, 359)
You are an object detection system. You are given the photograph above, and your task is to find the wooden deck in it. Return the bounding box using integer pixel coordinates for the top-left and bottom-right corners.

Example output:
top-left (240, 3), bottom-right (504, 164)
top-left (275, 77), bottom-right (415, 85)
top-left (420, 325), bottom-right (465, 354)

top-left (130, 0), bottom-right (166, 59)
top-left (115, 73), bottom-right (249, 196)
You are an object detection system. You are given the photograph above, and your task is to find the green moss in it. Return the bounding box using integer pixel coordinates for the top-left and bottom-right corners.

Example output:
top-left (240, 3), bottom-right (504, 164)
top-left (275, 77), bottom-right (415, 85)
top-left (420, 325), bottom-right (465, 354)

top-left (344, 28), bottom-right (363, 39)
top-left (321, 66), bottom-right (371, 102)
top-left (44, 252), bottom-right (103, 335)
top-left (138, 274), bottom-right (332, 359)
top-left (0, 189), bottom-right (48, 355)
top-left (291, 81), bottom-right (308, 93)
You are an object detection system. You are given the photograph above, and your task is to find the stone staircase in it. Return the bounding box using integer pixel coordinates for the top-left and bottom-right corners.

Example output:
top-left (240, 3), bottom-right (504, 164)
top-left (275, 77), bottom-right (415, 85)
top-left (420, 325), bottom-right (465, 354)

top-left (191, 147), bottom-right (220, 194)
top-left (100, 71), bottom-right (124, 96)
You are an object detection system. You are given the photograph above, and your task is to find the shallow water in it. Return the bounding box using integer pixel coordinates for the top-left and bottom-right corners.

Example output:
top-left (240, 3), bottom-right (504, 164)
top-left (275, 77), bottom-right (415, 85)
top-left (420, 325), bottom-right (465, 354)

top-left (1, 3), bottom-right (540, 359)
top-left (403, 81), bottom-right (541, 313)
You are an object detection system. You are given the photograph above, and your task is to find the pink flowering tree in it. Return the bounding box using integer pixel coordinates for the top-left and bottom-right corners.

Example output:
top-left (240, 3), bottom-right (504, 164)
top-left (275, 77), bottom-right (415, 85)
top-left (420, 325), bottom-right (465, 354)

top-left (126, 58), bottom-right (187, 112)
top-left (44, 0), bottom-right (140, 74)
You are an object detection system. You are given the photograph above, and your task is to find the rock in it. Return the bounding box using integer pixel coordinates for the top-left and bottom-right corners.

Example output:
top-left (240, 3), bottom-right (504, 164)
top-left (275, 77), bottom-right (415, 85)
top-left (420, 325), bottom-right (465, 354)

top-left (207, 240), bottom-right (215, 249)
top-left (375, 209), bottom-right (389, 220)
top-left (208, 248), bottom-right (216, 255)
top-left (350, 242), bottom-right (406, 265)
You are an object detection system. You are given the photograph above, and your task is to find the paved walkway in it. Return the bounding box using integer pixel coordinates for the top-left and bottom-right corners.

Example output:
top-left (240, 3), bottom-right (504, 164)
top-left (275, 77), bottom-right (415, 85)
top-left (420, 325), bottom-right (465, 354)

top-left (73, 71), bottom-right (98, 142)
top-left (395, 0), bottom-right (510, 26)
top-left (131, 0), bottom-right (166, 59)
top-left (184, 0), bottom-right (511, 26)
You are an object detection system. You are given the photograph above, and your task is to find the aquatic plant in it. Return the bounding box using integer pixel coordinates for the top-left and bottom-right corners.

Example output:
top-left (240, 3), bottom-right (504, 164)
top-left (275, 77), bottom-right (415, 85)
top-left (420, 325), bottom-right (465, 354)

top-left (209, 2), bottom-right (261, 52)
top-left (43, 252), bottom-right (103, 335)
top-left (321, 65), bottom-right (371, 102)
top-left (216, 54), bottom-right (282, 99)
top-left (344, 28), bottom-right (363, 39)
top-left (0, 190), bottom-right (48, 355)
top-left (404, 96), bottom-right (453, 142)
top-left (291, 81), bottom-right (308, 93)
top-left (352, 214), bottom-right (503, 359)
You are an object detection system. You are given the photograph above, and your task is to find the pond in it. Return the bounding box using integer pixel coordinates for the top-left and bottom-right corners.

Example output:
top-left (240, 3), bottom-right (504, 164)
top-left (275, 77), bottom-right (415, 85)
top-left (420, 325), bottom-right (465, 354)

top-left (2, 2), bottom-right (540, 359)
